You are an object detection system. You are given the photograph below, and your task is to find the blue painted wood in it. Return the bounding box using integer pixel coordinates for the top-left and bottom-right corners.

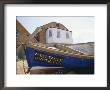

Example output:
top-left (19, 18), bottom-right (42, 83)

top-left (24, 47), bottom-right (94, 69)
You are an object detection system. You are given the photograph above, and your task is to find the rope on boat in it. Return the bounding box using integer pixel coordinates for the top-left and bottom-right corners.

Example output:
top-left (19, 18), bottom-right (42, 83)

top-left (22, 59), bottom-right (26, 74)
top-left (22, 59), bottom-right (31, 74)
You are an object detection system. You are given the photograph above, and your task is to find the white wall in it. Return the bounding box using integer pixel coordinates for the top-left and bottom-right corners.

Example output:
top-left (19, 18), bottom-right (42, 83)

top-left (46, 28), bottom-right (73, 44)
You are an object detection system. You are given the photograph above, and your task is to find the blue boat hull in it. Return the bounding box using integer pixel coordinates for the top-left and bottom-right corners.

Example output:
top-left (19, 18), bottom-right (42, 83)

top-left (25, 47), bottom-right (94, 69)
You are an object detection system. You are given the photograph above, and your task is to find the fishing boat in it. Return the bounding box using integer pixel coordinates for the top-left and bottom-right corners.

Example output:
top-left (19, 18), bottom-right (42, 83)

top-left (23, 43), bottom-right (94, 74)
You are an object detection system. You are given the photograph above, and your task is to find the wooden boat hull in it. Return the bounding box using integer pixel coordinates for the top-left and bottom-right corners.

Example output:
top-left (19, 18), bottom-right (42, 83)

top-left (25, 47), bottom-right (94, 69)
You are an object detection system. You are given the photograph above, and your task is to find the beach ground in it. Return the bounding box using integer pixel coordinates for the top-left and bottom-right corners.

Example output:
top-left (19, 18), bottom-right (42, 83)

top-left (16, 59), bottom-right (29, 74)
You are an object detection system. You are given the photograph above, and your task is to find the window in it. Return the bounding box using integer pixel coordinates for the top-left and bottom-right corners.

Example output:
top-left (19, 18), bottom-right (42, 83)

top-left (16, 31), bottom-right (19, 37)
top-left (49, 30), bottom-right (52, 37)
top-left (57, 30), bottom-right (60, 38)
top-left (16, 45), bottom-right (20, 48)
top-left (66, 32), bottom-right (69, 39)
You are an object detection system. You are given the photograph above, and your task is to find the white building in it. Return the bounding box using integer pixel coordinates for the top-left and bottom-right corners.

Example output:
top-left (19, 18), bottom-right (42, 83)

top-left (30, 22), bottom-right (73, 44)
top-left (46, 28), bottom-right (73, 44)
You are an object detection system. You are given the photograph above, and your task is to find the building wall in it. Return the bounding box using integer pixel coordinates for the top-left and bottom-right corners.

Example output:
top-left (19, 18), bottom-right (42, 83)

top-left (16, 20), bottom-right (30, 45)
top-left (16, 20), bottom-right (30, 59)
top-left (46, 28), bottom-right (73, 44)
top-left (29, 27), bottom-right (46, 44)
top-left (31, 22), bottom-right (73, 44)
top-left (39, 29), bottom-right (46, 43)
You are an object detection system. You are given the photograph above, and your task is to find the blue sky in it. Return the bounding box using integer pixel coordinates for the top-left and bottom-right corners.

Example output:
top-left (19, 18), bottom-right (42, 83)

top-left (17, 16), bottom-right (94, 44)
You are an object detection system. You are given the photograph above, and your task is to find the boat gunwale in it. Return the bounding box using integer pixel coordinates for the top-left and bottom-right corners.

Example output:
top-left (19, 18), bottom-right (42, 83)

top-left (25, 44), bottom-right (94, 59)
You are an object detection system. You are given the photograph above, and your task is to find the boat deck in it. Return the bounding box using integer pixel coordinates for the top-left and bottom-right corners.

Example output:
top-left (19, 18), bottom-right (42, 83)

top-left (25, 43), bottom-right (94, 59)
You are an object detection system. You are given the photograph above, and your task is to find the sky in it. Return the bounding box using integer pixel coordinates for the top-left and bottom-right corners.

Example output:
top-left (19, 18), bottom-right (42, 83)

top-left (17, 16), bottom-right (94, 44)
